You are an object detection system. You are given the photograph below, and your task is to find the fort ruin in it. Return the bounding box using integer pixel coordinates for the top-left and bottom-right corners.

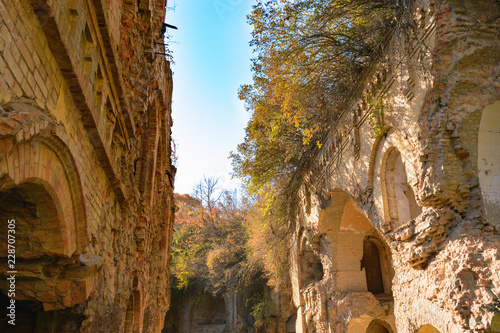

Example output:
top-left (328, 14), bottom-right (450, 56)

top-left (0, 0), bottom-right (175, 331)
top-left (0, 0), bottom-right (499, 332)
top-left (288, 0), bottom-right (500, 332)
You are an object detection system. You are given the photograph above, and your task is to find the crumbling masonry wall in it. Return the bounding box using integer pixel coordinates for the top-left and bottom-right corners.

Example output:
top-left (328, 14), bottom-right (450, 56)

top-left (290, 0), bottom-right (500, 332)
top-left (0, 0), bottom-right (175, 332)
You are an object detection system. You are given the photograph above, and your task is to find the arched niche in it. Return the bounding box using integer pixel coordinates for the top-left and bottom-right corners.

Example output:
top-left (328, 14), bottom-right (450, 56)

top-left (417, 325), bottom-right (441, 333)
top-left (478, 100), bottom-right (500, 228)
top-left (317, 189), bottom-right (376, 292)
top-left (381, 147), bottom-right (421, 229)
top-left (125, 285), bottom-right (143, 333)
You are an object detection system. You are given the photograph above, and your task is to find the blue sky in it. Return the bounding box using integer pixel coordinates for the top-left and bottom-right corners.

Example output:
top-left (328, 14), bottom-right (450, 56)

top-left (165, 1), bottom-right (254, 195)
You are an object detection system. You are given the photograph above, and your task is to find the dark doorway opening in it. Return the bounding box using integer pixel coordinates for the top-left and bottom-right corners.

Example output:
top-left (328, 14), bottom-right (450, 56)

top-left (362, 240), bottom-right (384, 294)
top-left (0, 292), bottom-right (84, 333)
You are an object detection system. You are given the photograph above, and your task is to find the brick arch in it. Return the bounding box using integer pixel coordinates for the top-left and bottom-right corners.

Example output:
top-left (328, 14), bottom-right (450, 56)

top-left (0, 108), bottom-right (89, 253)
top-left (0, 112), bottom-right (94, 310)
top-left (0, 123), bottom-right (88, 255)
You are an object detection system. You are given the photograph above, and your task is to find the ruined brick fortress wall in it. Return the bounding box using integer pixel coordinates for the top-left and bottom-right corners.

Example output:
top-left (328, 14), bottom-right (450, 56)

top-left (0, 0), bottom-right (175, 332)
top-left (290, 0), bottom-right (500, 332)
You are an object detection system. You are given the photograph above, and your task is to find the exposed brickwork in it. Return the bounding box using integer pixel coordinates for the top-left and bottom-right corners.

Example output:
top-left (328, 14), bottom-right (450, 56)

top-left (291, 0), bottom-right (500, 332)
top-left (0, 0), bottom-right (175, 332)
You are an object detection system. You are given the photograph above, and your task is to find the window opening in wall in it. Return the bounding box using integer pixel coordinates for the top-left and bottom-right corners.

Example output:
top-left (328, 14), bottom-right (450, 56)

top-left (192, 295), bottom-right (227, 326)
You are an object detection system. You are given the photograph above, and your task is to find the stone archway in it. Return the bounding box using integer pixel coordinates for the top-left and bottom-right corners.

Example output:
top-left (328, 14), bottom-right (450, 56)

top-left (478, 100), bottom-right (500, 229)
top-left (0, 141), bottom-right (79, 257)
top-left (0, 112), bottom-right (93, 318)
top-left (0, 112), bottom-right (88, 254)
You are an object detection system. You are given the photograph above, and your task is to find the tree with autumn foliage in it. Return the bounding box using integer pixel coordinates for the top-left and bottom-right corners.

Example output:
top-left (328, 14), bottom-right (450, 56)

top-left (232, 0), bottom-right (396, 198)
top-left (230, 0), bottom-right (402, 294)
top-left (170, 177), bottom-right (263, 296)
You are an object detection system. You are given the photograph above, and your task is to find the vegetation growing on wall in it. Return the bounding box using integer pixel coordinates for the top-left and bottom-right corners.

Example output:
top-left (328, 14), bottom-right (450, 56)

top-left (231, 0), bottom-right (398, 289)
top-left (232, 0), bottom-right (395, 193)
